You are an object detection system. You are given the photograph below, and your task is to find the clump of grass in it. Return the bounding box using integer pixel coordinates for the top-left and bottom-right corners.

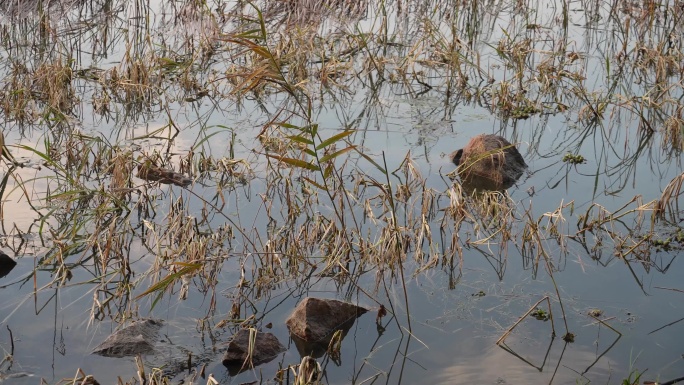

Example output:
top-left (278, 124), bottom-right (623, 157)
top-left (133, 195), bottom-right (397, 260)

top-left (108, 149), bottom-right (135, 198)
top-left (662, 107), bottom-right (684, 152)
top-left (656, 172), bottom-right (684, 222)
top-left (258, 0), bottom-right (368, 27)
top-left (0, 63), bottom-right (36, 124)
top-left (621, 368), bottom-right (644, 385)
top-left (99, 52), bottom-right (161, 116)
top-left (489, 81), bottom-right (540, 120)
top-left (295, 356), bottom-right (322, 385)
top-left (33, 58), bottom-right (75, 114)
top-left (0, 56), bottom-right (76, 125)
top-left (634, 43), bottom-right (681, 84)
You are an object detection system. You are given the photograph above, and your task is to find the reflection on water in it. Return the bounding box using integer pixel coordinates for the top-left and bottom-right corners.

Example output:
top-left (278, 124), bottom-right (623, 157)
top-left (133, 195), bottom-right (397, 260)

top-left (0, 0), bottom-right (683, 384)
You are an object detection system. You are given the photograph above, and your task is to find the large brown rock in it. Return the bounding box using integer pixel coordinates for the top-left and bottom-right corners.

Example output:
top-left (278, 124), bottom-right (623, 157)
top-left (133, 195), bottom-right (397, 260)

top-left (222, 329), bottom-right (285, 374)
top-left (450, 134), bottom-right (527, 192)
top-left (286, 298), bottom-right (368, 358)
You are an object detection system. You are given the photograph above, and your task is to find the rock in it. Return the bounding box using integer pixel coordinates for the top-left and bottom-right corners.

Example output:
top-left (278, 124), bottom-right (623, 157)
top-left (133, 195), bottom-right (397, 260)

top-left (450, 134), bottom-right (528, 192)
top-left (137, 161), bottom-right (191, 187)
top-left (0, 252), bottom-right (17, 279)
top-left (286, 297), bottom-right (368, 358)
top-left (92, 319), bottom-right (163, 358)
top-left (222, 329), bottom-right (285, 375)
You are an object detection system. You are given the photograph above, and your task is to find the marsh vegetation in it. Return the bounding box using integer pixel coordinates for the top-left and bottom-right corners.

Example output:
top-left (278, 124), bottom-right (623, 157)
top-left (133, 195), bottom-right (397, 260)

top-left (0, 0), bottom-right (683, 384)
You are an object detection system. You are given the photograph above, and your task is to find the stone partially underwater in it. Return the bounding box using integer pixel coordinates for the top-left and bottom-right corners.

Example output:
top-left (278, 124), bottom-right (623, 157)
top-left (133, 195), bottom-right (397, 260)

top-left (0, 253), bottom-right (17, 279)
top-left (92, 319), bottom-right (163, 358)
top-left (286, 297), bottom-right (368, 358)
top-left (221, 329), bottom-right (286, 375)
top-left (450, 134), bottom-right (528, 192)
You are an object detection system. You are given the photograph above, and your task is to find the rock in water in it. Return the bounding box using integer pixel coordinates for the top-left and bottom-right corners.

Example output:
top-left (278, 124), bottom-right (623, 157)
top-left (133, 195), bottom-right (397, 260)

top-left (286, 297), bottom-right (368, 358)
top-left (92, 319), bottom-right (163, 358)
top-left (0, 252), bottom-right (17, 279)
top-left (450, 134), bottom-right (528, 191)
top-left (222, 329), bottom-right (285, 375)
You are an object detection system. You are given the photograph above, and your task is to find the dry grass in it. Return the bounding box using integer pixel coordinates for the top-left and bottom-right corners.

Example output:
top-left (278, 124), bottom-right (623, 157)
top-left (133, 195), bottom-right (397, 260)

top-left (0, 0), bottom-right (683, 383)
top-left (657, 172), bottom-right (684, 222)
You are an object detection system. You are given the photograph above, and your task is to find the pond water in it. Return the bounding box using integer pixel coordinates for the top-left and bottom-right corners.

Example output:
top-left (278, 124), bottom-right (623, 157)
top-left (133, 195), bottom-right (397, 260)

top-left (0, 0), bottom-right (683, 384)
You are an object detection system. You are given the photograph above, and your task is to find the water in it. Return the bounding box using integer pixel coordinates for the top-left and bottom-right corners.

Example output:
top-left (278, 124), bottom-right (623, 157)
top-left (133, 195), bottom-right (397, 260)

top-left (1, 0), bottom-right (683, 384)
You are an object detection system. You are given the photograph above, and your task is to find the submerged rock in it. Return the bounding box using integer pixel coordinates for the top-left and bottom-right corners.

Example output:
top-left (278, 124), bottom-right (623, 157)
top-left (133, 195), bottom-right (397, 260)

top-left (286, 297), bottom-right (368, 358)
top-left (222, 329), bottom-right (285, 375)
top-left (0, 252), bottom-right (17, 279)
top-left (450, 134), bottom-right (528, 192)
top-left (92, 319), bottom-right (163, 358)
top-left (137, 161), bottom-right (192, 187)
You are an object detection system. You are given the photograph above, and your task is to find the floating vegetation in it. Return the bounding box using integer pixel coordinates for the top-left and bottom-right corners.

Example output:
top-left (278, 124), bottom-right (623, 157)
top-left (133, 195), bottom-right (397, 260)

top-left (562, 153), bottom-right (586, 165)
top-left (511, 103), bottom-right (541, 120)
top-left (532, 308), bottom-right (551, 321)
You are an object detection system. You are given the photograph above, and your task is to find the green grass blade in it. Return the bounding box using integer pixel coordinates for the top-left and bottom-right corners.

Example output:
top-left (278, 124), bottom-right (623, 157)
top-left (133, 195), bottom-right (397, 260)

top-left (315, 130), bottom-right (354, 150)
top-left (266, 154), bottom-right (319, 171)
top-left (135, 263), bottom-right (202, 301)
top-left (320, 146), bottom-right (355, 163)
top-left (287, 135), bottom-right (315, 145)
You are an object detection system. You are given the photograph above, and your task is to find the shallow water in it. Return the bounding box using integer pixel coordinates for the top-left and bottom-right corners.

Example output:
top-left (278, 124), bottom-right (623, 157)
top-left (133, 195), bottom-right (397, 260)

top-left (1, 0), bottom-right (683, 384)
